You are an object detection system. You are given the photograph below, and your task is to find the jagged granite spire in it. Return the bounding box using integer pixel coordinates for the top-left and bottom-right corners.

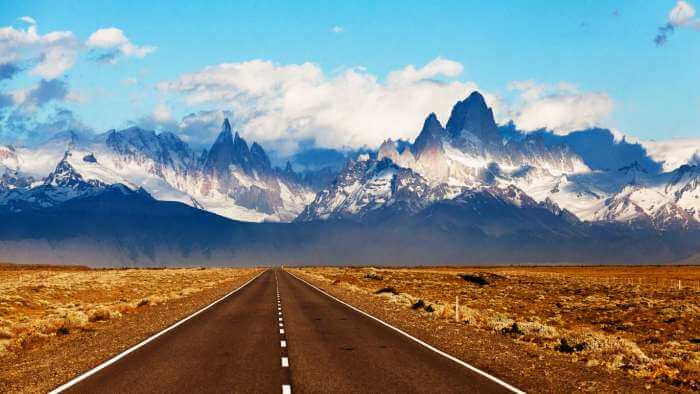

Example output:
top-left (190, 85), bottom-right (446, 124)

top-left (250, 142), bottom-right (271, 171)
top-left (445, 91), bottom-right (498, 141)
top-left (204, 118), bottom-right (274, 176)
top-left (411, 113), bottom-right (445, 158)
top-left (204, 119), bottom-right (237, 176)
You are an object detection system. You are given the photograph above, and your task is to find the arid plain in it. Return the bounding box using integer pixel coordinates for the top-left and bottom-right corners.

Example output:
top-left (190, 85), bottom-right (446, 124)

top-left (1, 263), bottom-right (699, 393)
top-left (0, 263), bottom-right (259, 393)
top-left (292, 266), bottom-right (700, 392)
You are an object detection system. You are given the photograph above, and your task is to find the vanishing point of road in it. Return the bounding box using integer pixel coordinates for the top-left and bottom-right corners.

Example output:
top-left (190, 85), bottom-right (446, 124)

top-left (55, 269), bottom-right (521, 394)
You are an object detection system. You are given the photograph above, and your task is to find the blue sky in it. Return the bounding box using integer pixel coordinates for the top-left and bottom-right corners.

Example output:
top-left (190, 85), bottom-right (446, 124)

top-left (0, 0), bottom-right (698, 152)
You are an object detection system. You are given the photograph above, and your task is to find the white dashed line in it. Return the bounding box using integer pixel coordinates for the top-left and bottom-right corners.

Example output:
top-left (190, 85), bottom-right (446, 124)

top-left (276, 270), bottom-right (292, 394)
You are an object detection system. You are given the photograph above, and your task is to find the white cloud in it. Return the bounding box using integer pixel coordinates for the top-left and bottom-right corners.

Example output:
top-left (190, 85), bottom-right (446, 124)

top-left (0, 22), bottom-right (154, 80)
top-left (159, 58), bottom-right (480, 153)
top-left (669, 0), bottom-right (699, 27)
top-left (656, 1), bottom-right (700, 45)
top-left (151, 102), bottom-right (172, 123)
top-left (386, 57), bottom-right (463, 85)
top-left (331, 26), bottom-right (344, 33)
top-left (507, 80), bottom-right (614, 134)
top-left (642, 137), bottom-right (700, 171)
top-left (18, 16), bottom-right (36, 25)
top-left (0, 23), bottom-right (80, 79)
top-left (86, 27), bottom-right (155, 62)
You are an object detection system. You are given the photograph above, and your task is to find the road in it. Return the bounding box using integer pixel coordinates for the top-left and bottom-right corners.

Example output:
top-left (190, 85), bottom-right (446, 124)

top-left (59, 269), bottom-right (518, 393)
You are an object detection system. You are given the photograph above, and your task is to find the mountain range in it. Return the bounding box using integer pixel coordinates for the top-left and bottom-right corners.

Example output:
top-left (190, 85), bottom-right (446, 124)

top-left (1, 91), bottom-right (699, 265)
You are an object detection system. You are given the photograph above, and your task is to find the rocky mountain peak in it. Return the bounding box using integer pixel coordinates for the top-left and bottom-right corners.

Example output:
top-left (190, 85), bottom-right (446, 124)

top-left (250, 142), bottom-right (271, 171)
top-left (411, 112), bottom-right (445, 158)
top-left (222, 118), bottom-right (232, 134)
top-left (204, 119), bottom-right (276, 177)
top-left (445, 91), bottom-right (498, 141)
top-left (204, 119), bottom-right (238, 176)
top-left (44, 151), bottom-right (101, 190)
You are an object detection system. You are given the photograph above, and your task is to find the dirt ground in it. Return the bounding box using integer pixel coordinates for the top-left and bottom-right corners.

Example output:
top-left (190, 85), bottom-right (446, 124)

top-left (0, 263), bottom-right (259, 393)
top-left (291, 266), bottom-right (700, 393)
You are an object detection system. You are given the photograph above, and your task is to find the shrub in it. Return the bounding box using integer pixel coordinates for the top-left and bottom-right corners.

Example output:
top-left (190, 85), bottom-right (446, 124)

top-left (459, 274), bottom-right (489, 285)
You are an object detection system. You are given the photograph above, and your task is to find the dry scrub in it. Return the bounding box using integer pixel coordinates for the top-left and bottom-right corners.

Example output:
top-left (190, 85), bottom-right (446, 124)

top-left (295, 266), bottom-right (700, 391)
top-left (0, 264), bottom-right (256, 357)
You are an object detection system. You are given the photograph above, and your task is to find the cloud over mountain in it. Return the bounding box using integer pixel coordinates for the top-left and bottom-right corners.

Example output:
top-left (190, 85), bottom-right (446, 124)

top-left (507, 80), bottom-right (614, 134)
top-left (158, 58), bottom-right (481, 154)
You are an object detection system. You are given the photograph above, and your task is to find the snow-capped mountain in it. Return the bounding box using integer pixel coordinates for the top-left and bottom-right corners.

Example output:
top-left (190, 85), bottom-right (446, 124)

top-left (0, 150), bottom-right (133, 211)
top-left (1, 91), bottom-right (698, 230)
top-left (296, 156), bottom-right (459, 221)
top-left (0, 119), bottom-right (315, 222)
top-left (301, 91), bottom-right (700, 230)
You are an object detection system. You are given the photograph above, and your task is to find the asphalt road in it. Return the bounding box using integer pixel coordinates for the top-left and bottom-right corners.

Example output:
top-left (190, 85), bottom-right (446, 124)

top-left (61, 269), bottom-right (516, 393)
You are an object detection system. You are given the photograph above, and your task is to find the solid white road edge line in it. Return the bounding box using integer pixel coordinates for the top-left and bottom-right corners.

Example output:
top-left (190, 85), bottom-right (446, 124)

top-left (285, 270), bottom-right (526, 394)
top-left (49, 269), bottom-right (268, 394)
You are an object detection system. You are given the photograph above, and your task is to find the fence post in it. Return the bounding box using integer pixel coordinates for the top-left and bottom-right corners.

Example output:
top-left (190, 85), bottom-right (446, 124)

top-left (455, 296), bottom-right (459, 322)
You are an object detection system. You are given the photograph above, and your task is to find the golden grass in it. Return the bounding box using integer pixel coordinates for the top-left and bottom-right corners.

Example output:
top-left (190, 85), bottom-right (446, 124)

top-left (296, 266), bottom-right (700, 390)
top-left (0, 265), bottom-right (256, 356)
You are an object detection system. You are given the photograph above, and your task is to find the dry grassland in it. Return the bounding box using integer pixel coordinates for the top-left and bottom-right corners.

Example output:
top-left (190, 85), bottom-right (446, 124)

top-left (0, 263), bottom-right (257, 393)
top-left (294, 266), bottom-right (700, 392)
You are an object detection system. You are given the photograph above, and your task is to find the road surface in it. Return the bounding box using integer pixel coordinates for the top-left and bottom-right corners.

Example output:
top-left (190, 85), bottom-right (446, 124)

top-left (59, 269), bottom-right (517, 393)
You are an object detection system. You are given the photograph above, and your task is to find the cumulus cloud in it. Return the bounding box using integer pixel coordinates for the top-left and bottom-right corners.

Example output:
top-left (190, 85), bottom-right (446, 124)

top-left (158, 58), bottom-right (479, 153)
top-left (0, 21), bottom-right (155, 82)
top-left (0, 23), bottom-right (80, 79)
top-left (507, 80), bottom-right (614, 134)
top-left (2, 79), bottom-right (72, 112)
top-left (86, 28), bottom-right (156, 63)
top-left (0, 106), bottom-right (90, 144)
top-left (132, 108), bottom-right (233, 147)
top-left (655, 1), bottom-right (700, 45)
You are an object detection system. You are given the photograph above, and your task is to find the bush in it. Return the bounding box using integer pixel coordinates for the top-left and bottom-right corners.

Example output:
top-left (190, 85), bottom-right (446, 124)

top-left (459, 274), bottom-right (489, 286)
top-left (411, 299), bottom-right (426, 310)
